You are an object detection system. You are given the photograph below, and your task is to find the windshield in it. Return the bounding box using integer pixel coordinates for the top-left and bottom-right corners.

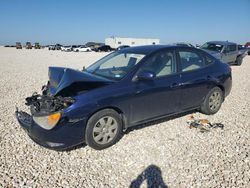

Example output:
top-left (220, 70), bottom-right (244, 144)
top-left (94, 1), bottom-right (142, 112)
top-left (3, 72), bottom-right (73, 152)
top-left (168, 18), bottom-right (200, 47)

top-left (201, 42), bottom-right (223, 52)
top-left (86, 51), bottom-right (145, 80)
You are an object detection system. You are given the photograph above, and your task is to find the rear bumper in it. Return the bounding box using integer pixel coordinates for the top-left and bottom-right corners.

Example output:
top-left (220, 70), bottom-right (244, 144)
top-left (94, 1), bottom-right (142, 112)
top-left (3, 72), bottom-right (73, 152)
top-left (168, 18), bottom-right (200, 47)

top-left (15, 109), bottom-right (86, 150)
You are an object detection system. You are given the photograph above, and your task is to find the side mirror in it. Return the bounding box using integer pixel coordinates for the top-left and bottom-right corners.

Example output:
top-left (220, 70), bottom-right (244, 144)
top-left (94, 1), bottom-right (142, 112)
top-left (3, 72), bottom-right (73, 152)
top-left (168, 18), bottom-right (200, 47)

top-left (136, 71), bottom-right (156, 81)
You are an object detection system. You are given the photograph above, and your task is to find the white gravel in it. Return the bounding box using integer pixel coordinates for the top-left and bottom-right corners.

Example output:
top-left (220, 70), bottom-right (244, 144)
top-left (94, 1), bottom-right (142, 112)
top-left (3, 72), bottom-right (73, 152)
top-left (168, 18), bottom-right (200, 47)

top-left (0, 47), bottom-right (249, 187)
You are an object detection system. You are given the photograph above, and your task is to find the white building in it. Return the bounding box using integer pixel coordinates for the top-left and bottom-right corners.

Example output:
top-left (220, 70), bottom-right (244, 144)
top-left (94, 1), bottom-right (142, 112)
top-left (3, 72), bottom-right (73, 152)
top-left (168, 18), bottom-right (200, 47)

top-left (105, 37), bottom-right (160, 49)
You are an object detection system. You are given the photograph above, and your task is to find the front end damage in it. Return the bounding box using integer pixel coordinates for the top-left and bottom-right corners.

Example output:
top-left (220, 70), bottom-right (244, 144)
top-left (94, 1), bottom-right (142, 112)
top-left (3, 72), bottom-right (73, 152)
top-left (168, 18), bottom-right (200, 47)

top-left (15, 85), bottom-right (79, 149)
top-left (15, 67), bottom-right (111, 150)
top-left (25, 91), bottom-right (74, 116)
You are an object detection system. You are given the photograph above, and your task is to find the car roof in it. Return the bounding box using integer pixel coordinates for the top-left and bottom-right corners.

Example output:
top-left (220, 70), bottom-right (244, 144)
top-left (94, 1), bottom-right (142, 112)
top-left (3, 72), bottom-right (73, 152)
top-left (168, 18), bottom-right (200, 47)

top-left (121, 45), bottom-right (177, 54)
top-left (207, 41), bottom-right (236, 45)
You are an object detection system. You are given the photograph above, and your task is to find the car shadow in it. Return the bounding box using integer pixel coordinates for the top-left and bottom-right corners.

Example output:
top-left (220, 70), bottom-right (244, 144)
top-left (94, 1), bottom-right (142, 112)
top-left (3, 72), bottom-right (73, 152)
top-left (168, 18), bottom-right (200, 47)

top-left (125, 110), bottom-right (197, 134)
top-left (60, 143), bottom-right (87, 152)
top-left (63, 110), bottom-right (196, 152)
top-left (129, 164), bottom-right (168, 188)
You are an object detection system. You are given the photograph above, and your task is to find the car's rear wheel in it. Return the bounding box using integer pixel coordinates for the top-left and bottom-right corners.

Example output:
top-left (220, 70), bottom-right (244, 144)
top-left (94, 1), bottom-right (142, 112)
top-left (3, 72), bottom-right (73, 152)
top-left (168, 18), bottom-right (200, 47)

top-left (85, 109), bottom-right (123, 150)
top-left (235, 56), bottom-right (243, 66)
top-left (200, 87), bottom-right (223, 115)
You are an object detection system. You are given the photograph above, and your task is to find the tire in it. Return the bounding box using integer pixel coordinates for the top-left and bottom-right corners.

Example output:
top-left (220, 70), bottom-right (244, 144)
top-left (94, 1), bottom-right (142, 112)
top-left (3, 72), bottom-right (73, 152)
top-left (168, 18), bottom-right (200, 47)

top-left (85, 109), bottom-right (123, 150)
top-left (235, 56), bottom-right (242, 66)
top-left (200, 87), bottom-right (223, 115)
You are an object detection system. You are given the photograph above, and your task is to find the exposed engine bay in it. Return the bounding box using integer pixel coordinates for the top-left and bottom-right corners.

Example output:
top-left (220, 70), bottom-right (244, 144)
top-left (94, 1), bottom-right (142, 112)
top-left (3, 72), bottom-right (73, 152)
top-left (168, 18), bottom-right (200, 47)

top-left (25, 85), bottom-right (74, 116)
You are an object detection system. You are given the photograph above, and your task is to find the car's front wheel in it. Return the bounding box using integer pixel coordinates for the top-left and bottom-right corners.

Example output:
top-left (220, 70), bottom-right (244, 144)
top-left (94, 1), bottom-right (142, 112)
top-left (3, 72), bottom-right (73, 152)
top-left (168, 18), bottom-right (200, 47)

top-left (200, 87), bottom-right (223, 115)
top-left (85, 109), bottom-right (123, 150)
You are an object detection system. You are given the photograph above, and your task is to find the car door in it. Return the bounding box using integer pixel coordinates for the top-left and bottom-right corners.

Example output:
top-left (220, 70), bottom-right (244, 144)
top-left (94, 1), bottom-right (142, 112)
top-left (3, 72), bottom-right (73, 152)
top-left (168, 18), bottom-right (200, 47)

top-left (130, 49), bottom-right (182, 124)
top-left (222, 45), bottom-right (236, 63)
top-left (228, 44), bottom-right (237, 62)
top-left (177, 48), bottom-right (214, 110)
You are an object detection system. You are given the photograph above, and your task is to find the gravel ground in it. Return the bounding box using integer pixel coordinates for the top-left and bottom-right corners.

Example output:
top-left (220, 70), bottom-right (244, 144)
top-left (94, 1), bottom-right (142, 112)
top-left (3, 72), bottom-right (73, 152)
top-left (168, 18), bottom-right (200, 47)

top-left (0, 47), bottom-right (249, 187)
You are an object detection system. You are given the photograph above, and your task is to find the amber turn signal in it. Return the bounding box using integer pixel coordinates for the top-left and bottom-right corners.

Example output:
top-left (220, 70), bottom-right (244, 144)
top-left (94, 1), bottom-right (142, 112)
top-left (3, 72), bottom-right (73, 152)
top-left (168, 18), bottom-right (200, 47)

top-left (48, 112), bottom-right (61, 126)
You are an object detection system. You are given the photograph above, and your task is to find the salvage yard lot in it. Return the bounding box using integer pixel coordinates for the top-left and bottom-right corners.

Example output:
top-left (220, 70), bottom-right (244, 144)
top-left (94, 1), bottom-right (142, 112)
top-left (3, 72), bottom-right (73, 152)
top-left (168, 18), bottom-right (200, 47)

top-left (0, 47), bottom-right (249, 187)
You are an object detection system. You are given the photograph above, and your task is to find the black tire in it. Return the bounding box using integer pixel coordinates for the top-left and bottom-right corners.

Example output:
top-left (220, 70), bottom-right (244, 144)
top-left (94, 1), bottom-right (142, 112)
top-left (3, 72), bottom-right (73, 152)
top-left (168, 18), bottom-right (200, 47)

top-left (85, 109), bottom-right (123, 150)
top-left (200, 87), bottom-right (223, 115)
top-left (235, 56), bottom-right (243, 66)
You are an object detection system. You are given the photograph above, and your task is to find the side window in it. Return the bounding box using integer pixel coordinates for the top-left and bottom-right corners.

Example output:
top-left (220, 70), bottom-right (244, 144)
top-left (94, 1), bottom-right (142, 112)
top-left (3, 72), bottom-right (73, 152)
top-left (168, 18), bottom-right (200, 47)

top-left (200, 51), bottom-right (214, 65)
top-left (179, 50), bottom-right (206, 72)
top-left (204, 54), bottom-right (214, 65)
top-left (99, 54), bottom-right (142, 69)
top-left (139, 51), bottom-right (176, 77)
top-left (229, 45), bottom-right (236, 52)
top-left (225, 46), bottom-right (230, 53)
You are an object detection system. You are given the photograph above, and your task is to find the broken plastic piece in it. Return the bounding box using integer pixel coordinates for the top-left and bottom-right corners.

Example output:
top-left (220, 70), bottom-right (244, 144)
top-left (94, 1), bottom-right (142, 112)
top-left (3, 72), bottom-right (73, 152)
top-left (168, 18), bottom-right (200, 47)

top-left (187, 115), bottom-right (224, 133)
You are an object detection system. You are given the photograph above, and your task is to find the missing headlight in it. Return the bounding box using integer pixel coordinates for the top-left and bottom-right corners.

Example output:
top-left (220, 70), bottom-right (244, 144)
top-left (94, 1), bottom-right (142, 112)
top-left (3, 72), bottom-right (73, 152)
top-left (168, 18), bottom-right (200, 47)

top-left (25, 93), bottom-right (74, 116)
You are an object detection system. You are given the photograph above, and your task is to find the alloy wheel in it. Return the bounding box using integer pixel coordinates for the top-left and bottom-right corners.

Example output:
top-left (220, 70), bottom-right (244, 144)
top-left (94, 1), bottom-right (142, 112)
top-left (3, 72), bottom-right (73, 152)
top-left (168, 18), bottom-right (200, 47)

top-left (208, 91), bottom-right (222, 111)
top-left (92, 116), bottom-right (118, 145)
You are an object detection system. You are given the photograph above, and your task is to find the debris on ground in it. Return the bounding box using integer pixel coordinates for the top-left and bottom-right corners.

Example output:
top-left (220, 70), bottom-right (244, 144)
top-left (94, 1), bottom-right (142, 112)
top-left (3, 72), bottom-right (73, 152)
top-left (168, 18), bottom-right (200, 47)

top-left (187, 115), bottom-right (224, 133)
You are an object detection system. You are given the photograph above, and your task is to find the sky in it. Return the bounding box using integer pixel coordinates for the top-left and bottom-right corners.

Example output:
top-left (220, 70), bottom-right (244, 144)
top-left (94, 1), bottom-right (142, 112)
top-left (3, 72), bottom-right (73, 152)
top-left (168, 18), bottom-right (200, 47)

top-left (0, 0), bottom-right (249, 45)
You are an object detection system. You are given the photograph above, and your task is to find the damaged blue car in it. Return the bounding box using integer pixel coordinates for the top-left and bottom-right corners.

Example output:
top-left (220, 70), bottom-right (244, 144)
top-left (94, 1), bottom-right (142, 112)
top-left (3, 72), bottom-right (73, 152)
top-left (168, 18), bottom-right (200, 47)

top-left (16, 45), bottom-right (232, 150)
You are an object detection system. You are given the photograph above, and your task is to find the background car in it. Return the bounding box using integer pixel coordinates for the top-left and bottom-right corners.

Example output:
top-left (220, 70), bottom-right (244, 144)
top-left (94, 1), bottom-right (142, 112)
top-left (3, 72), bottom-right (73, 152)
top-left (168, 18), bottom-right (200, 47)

top-left (34, 43), bottom-right (41, 49)
top-left (49, 44), bottom-right (62, 50)
top-left (85, 42), bottom-right (104, 50)
top-left (117, 45), bottom-right (130, 50)
top-left (238, 44), bottom-right (249, 57)
top-left (174, 42), bottom-right (195, 47)
top-left (16, 42), bottom-right (22, 49)
top-left (25, 42), bottom-right (32, 49)
top-left (16, 45), bottom-right (232, 150)
top-left (245, 42), bottom-right (250, 55)
top-left (93, 45), bottom-right (113, 52)
top-left (200, 41), bottom-right (245, 65)
top-left (61, 46), bottom-right (72, 52)
top-left (73, 45), bottom-right (91, 52)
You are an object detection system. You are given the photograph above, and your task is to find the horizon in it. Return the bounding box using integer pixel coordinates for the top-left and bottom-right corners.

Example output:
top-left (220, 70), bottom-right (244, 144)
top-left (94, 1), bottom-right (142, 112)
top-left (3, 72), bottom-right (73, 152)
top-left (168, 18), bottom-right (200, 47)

top-left (0, 0), bottom-right (250, 45)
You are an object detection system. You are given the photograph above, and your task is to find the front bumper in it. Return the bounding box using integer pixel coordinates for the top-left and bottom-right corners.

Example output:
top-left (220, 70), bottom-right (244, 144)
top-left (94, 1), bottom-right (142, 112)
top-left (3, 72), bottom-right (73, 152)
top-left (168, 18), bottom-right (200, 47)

top-left (15, 109), bottom-right (86, 150)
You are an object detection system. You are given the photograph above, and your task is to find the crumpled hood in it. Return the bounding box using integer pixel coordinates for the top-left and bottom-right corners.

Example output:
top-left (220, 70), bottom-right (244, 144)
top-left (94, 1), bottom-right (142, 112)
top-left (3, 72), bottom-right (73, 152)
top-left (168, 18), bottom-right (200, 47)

top-left (48, 67), bottom-right (112, 96)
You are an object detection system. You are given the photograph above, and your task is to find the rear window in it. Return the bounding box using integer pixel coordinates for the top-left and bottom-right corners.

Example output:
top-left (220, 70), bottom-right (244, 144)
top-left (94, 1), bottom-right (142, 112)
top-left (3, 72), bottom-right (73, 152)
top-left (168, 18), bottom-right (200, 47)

top-left (179, 50), bottom-right (213, 72)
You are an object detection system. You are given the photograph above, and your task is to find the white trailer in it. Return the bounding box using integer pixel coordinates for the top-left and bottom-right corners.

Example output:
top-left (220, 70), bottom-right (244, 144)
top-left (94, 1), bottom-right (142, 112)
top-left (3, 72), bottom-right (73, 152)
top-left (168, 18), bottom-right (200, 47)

top-left (105, 37), bottom-right (160, 49)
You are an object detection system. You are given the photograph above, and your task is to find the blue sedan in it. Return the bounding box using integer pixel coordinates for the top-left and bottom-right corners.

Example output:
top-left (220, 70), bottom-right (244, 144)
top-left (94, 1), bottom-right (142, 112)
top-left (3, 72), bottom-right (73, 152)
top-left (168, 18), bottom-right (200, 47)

top-left (16, 45), bottom-right (232, 150)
